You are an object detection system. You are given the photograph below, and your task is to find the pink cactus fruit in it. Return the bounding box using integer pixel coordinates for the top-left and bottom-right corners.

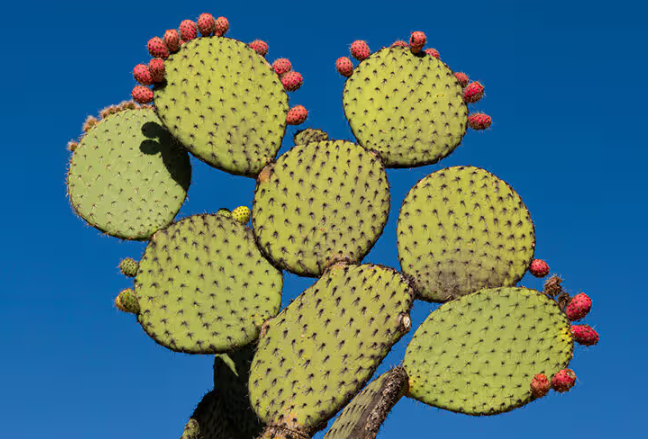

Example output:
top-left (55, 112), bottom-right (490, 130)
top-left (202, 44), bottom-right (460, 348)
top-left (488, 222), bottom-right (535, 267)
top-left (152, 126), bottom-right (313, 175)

top-left (133, 64), bottom-right (153, 86)
top-left (179, 20), bottom-right (198, 42)
top-left (214, 16), bottom-right (229, 36)
top-left (468, 113), bottom-right (492, 130)
top-left (463, 81), bottom-right (485, 103)
top-left (391, 40), bottom-right (408, 48)
top-left (529, 259), bottom-right (550, 278)
top-left (571, 324), bottom-right (599, 346)
top-left (455, 72), bottom-right (469, 87)
top-left (164, 29), bottom-right (181, 53)
top-left (425, 48), bottom-right (440, 59)
top-left (551, 369), bottom-right (577, 393)
top-left (566, 293), bottom-right (593, 321)
top-left (272, 58), bottom-right (292, 76)
top-left (132, 86), bottom-right (154, 104)
top-left (286, 106), bottom-right (308, 125)
top-left (336, 57), bottom-right (354, 78)
top-left (147, 37), bottom-right (169, 59)
top-left (179, 39), bottom-right (186, 46)
top-left (148, 59), bottom-right (165, 83)
top-left (197, 13), bottom-right (215, 36)
top-left (249, 40), bottom-right (269, 57)
top-left (530, 373), bottom-right (551, 398)
top-left (409, 31), bottom-right (427, 53)
top-left (281, 72), bottom-right (303, 92)
top-left (350, 40), bottom-right (370, 61)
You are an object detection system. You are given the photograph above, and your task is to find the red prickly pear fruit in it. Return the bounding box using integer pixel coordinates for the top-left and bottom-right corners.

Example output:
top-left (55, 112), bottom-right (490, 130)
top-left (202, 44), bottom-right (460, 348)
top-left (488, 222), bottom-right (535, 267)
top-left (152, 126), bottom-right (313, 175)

top-left (272, 58), bottom-right (292, 76)
top-left (132, 85), bottom-right (153, 104)
top-left (468, 113), bottom-right (492, 130)
top-left (148, 59), bottom-right (165, 83)
top-left (551, 369), bottom-right (577, 393)
top-left (133, 64), bottom-right (153, 86)
top-left (566, 293), bottom-right (593, 321)
top-left (215, 16), bottom-right (229, 36)
top-left (350, 40), bottom-right (370, 61)
top-left (455, 72), bottom-right (469, 87)
top-left (179, 20), bottom-right (198, 42)
top-left (147, 37), bottom-right (169, 59)
top-left (463, 81), bottom-right (485, 103)
top-left (410, 31), bottom-right (427, 53)
top-left (571, 324), bottom-right (599, 346)
top-left (530, 373), bottom-right (551, 398)
top-left (286, 106), bottom-right (308, 125)
top-left (249, 40), bottom-right (269, 57)
top-left (281, 71), bottom-right (303, 92)
top-left (336, 57), bottom-right (354, 78)
top-left (529, 259), bottom-right (550, 278)
top-left (164, 29), bottom-right (181, 53)
top-left (197, 13), bottom-right (215, 36)
top-left (425, 48), bottom-right (440, 59)
top-left (179, 39), bottom-right (186, 46)
top-left (391, 40), bottom-right (408, 48)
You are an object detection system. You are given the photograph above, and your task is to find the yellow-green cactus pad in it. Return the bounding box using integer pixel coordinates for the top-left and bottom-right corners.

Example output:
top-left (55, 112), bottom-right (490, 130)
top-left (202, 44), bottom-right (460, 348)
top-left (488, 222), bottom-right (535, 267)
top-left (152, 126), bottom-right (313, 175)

top-left (403, 287), bottom-right (573, 416)
top-left (343, 47), bottom-right (468, 168)
top-left (249, 264), bottom-right (413, 435)
top-left (323, 367), bottom-right (408, 439)
top-left (253, 141), bottom-right (390, 277)
top-left (135, 214), bottom-right (283, 354)
top-left (67, 108), bottom-right (191, 240)
top-left (293, 128), bottom-right (329, 145)
top-left (154, 37), bottom-right (289, 177)
top-left (397, 166), bottom-right (535, 302)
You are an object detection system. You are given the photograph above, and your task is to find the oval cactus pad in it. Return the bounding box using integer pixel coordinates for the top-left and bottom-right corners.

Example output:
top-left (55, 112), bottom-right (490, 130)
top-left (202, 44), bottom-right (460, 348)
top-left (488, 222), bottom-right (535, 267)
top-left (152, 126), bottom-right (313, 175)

top-left (403, 287), bottom-right (573, 415)
top-left (397, 166), bottom-right (535, 302)
top-left (249, 264), bottom-right (414, 436)
top-left (154, 37), bottom-right (289, 176)
top-left (253, 140), bottom-right (390, 277)
top-left (67, 107), bottom-right (191, 240)
top-left (135, 214), bottom-right (283, 353)
top-left (343, 47), bottom-right (468, 168)
top-left (323, 367), bottom-right (408, 439)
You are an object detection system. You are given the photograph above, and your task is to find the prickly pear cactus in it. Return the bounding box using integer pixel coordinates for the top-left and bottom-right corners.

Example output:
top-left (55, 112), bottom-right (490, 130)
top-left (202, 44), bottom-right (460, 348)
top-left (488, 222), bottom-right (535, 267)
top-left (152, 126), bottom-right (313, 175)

top-left (397, 166), bottom-right (535, 302)
top-left (66, 105), bottom-right (191, 240)
top-left (63, 15), bottom-right (598, 439)
top-left (133, 214), bottom-right (283, 353)
top-left (249, 264), bottom-right (414, 437)
top-left (403, 287), bottom-right (573, 415)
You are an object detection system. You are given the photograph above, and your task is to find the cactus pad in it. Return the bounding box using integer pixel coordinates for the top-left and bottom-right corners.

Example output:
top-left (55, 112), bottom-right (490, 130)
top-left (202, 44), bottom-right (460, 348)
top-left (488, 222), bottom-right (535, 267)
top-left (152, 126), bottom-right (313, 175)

top-left (135, 214), bottom-right (283, 353)
top-left (343, 47), bottom-right (468, 168)
top-left (403, 287), bottom-right (573, 415)
top-left (180, 393), bottom-right (231, 439)
top-left (323, 367), bottom-right (408, 439)
top-left (253, 141), bottom-right (390, 277)
top-left (66, 107), bottom-right (191, 240)
top-left (397, 166), bottom-right (535, 302)
top-left (293, 128), bottom-right (329, 145)
top-left (213, 346), bottom-right (264, 438)
top-left (154, 37), bottom-right (289, 177)
top-left (249, 264), bottom-right (413, 435)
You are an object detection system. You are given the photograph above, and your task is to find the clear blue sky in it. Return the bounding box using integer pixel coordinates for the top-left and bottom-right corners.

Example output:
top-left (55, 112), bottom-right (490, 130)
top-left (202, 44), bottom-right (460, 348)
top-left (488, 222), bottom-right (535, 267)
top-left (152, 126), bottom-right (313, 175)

top-left (1, 1), bottom-right (644, 437)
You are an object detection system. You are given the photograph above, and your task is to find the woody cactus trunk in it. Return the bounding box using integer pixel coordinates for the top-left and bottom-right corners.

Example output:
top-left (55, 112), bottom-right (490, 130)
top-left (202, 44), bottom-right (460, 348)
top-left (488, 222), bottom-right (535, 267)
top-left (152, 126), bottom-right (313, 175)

top-left (64, 11), bottom-right (599, 439)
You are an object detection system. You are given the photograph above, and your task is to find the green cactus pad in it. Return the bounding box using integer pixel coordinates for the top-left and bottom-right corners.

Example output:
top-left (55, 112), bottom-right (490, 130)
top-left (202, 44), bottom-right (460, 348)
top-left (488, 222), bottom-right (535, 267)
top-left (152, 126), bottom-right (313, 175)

top-left (135, 214), bottom-right (283, 354)
top-left (397, 166), bottom-right (535, 302)
top-left (249, 264), bottom-right (414, 435)
top-left (67, 108), bottom-right (191, 240)
top-left (293, 128), bottom-right (329, 145)
top-left (342, 47), bottom-right (468, 168)
top-left (253, 141), bottom-right (390, 277)
top-left (403, 287), bottom-right (573, 416)
top-left (323, 367), bottom-right (408, 439)
top-left (213, 347), bottom-right (264, 439)
top-left (180, 392), bottom-right (234, 439)
top-left (154, 37), bottom-right (289, 177)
